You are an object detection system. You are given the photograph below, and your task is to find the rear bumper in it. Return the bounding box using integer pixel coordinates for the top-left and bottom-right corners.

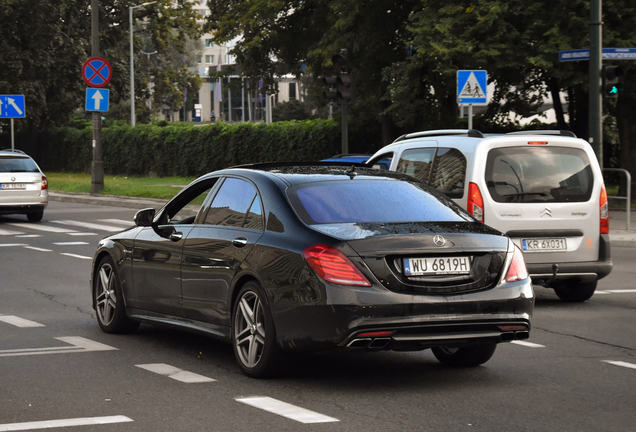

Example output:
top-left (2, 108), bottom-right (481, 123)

top-left (527, 234), bottom-right (612, 282)
top-left (0, 203), bottom-right (47, 215)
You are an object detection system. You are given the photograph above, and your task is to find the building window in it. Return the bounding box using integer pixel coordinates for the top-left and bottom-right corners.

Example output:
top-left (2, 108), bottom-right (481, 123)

top-left (196, 55), bottom-right (202, 64)
top-left (205, 39), bottom-right (214, 47)
top-left (198, 9), bottom-right (210, 17)
top-left (205, 55), bottom-right (214, 64)
top-left (289, 82), bottom-right (296, 101)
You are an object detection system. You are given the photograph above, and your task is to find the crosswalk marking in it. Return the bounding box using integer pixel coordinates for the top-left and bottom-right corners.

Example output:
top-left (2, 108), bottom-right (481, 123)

top-left (605, 289), bottom-right (636, 294)
top-left (15, 234), bottom-right (41, 238)
top-left (0, 415), bottom-right (133, 431)
top-left (60, 253), bottom-right (92, 260)
top-left (136, 363), bottom-right (216, 383)
top-left (7, 223), bottom-right (76, 233)
top-left (602, 360), bottom-right (636, 370)
top-left (98, 219), bottom-right (133, 225)
top-left (0, 243), bottom-right (27, 247)
top-left (0, 336), bottom-right (117, 358)
top-left (237, 397), bottom-right (339, 424)
top-left (0, 315), bottom-right (45, 328)
top-left (511, 341), bottom-right (545, 348)
top-left (53, 241), bottom-right (89, 246)
top-left (67, 232), bottom-right (98, 236)
top-left (52, 220), bottom-right (122, 232)
top-left (0, 228), bottom-right (24, 235)
top-left (24, 246), bottom-right (52, 252)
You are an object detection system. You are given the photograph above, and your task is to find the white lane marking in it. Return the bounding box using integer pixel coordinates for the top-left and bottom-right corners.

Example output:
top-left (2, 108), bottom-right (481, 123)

top-left (51, 220), bottom-right (122, 232)
top-left (53, 242), bottom-right (90, 246)
top-left (0, 316), bottom-right (45, 328)
top-left (15, 234), bottom-right (41, 238)
top-left (24, 246), bottom-right (52, 252)
top-left (511, 341), bottom-right (545, 348)
top-left (7, 223), bottom-right (76, 233)
top-left (0, 336), bottom-right (117, 357)
top-left (67, 232), bottom-right (98, 236)
top-left (98, 219), bottom-right (133, 225)
top-left (605, 289), bottom-right (636, 293)
top-left (0, 228), bottom-right (24, 235)
top-left (236, 397), bottom-right (339, 424)
top-left (595, 290), bottom-right (610, 294)
top-left (60, 253), bottom-right (92, 260)
top-left (0, 415), bottom-right (133, 431)
top-left (136, 363), bottom-right (216, 383)
top-left (603, 360), bottom-right (636, 370)
top-left (0, 244), bottom-right (28, 247)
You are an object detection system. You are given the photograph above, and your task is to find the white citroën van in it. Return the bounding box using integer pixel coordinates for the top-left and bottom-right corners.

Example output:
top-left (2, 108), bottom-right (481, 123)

top-left (367, 130), bottom-right (612, 302)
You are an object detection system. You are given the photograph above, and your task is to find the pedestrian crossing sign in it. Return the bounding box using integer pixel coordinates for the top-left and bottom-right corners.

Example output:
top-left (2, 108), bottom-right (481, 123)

top-left (457, 70), bottom-right (487, 104)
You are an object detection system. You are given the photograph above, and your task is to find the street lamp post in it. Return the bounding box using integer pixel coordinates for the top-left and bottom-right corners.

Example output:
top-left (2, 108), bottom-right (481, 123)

top-left (130, 1), bottom-right (157, 127)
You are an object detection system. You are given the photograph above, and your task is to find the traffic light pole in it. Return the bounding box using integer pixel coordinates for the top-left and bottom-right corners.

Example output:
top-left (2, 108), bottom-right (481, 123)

top-left (589, 0), bottom-right (603, 168)
top-left (341, 103), bottom-right (348, 154)
top-left (91, 0), bottom-right (104, 193)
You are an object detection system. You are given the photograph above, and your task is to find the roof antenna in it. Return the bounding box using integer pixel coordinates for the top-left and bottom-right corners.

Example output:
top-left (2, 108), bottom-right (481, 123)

top-left (345, 165), bottom-right (357, 179)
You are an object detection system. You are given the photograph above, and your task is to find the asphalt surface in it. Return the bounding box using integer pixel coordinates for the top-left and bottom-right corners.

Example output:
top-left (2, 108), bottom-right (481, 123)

top-left (1, 199), bottom-right (635, 431)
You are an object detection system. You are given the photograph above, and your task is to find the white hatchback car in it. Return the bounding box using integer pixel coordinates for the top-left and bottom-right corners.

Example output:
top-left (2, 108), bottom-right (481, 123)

top-left (367, 129), bottom-right (612, 302)
top-left (0, 150), bottom-right (48, 222)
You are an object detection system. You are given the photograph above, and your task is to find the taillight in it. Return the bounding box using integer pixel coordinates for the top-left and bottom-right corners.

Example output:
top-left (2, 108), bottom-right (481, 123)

top-left (528, 141), bottom-right (548, 145)
top-left (506, 244), bottom-right (529, 282)
top-left (303, 244), bottom-right (371, 287)
top-left (467, 182), bottom-right (484, 223)
top-left (41, 175), bottom-right (48, 190)
top-left (600, 183), bottom-right (609, 234)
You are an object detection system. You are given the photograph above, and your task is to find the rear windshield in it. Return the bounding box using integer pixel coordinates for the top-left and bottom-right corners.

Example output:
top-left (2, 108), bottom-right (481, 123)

top-left (287, 179), bottom-right (470, 225)
top-left (0, 156), bottom-right (39, 173)
top-left (485, 147), bottom-right (593, 203)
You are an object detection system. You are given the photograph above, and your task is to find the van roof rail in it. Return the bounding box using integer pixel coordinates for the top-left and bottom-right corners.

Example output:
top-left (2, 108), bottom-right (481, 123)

top-left (506, 130), bottom-right (577, 138)
top-left (392, 129), bottom-right (485, 143)
top-left (0, 149), bottom-right (27, 155)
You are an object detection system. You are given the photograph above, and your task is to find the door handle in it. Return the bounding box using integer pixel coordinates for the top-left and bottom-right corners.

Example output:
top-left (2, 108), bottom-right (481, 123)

top-left (232, 237), bottom-right (248, 247)
top-left (169, 232), bottom-right (183, 242)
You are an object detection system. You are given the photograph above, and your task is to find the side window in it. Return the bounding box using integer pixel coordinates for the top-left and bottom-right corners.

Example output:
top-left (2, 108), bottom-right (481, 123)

top-left (243, 196), bottom-right (263, 230)
top-left (167, 179), bottom-right (217, 224)
top-left (429, 148), bottom-right (467, 197)
top-left (396, 148), bottom-right (436, 182)
top-left (367, 152), bottom-right (393, 170)
top-left (205, 178), bottom-right (262, 229)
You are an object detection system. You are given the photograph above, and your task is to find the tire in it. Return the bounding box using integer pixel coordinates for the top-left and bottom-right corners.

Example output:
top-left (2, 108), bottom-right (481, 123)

top-left (27, 211), bottom-right (43, 222)
top-left (554, 281), bottom-right (597, 302)
top-left (232, 281), bottom-right (282, 378)
top-left (93, 256), bottom-right (140, 334)
top-left (432, 343), bottom-right (497, 367)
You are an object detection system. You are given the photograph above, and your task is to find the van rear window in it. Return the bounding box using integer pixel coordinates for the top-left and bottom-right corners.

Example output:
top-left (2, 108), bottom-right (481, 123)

top-left (485, 147), bottom-right (593, 203)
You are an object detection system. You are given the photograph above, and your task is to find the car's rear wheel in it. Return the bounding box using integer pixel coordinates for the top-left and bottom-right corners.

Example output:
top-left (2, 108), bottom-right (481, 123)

top-left (94, 256), bottom-right (139, 334)
top-left (232, 281), bottom-right (282, 378)
top-left (554, 281), bottom-right (597, 302)
top-left (432, 343), bottom-right (497, 367)
top-left (27, 211), bottom-right (43, 222)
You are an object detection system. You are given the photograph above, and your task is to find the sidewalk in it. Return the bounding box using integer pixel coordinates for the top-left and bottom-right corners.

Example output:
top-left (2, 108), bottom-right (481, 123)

top-left (48, 191), bottom-right (636, 247)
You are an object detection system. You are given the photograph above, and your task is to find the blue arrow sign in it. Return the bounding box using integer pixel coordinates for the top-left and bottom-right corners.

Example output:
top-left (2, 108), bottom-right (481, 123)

top-left (559, 48), bottom-right (636, 62)
top-left (86, 88), bottom-right (109, 112)
top-left (0, 95), bottom-right (26, 118)
top-left (457, 70), bottom-right (487, 104)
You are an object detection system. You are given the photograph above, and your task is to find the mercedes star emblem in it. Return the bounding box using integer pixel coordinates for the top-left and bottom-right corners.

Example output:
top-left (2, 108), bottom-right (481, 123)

top-left (433, 235), bottom-right (446, 247)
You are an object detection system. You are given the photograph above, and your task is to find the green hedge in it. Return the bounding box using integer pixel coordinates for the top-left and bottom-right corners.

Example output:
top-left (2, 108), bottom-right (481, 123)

top-left (2, 120), bottom-right (341, 177)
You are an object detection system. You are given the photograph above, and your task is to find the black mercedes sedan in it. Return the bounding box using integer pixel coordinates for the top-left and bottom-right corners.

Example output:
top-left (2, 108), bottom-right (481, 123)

top-left (90, 164), bottom-right (534, 377)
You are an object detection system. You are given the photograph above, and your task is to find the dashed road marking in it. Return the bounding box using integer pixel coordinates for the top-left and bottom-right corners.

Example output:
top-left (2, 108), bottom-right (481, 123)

top-left (603, 360), bottom-right (636, 370)
top-left (52, 220), bottom-right (122, 232)
top-left (511, 341), bottom-right (545, 348)
top-left (24, 246), bottom-right (52, 252)
top-left (67, 232), bottom-right (98, 236)
top-left (604, 289), bottom-right (636, 294)
top-left (0, 415), bottom-right (133, 431)
top-left (15, 234), bottom-right (41, 238)
top-left (0, 244), bottom-right (28, 247)
top-left (7, 223), bottom-right (76, 233)
top-left (136, 363), bottom-right (216, 383)
top-left (60, 253), bottom-right (92, 260)
top-left (0, 228), bottom-right (25, 235)
top-left (0, 336), bottom-right (117, 357)
top-left (236, 396), bottom-right (339, 424)
top-left (0, 315), bottom-right (45, 328)
top-left (98, 219), bottom-right (133, 225)
top-left (53, 241), bottom-right (90, 246)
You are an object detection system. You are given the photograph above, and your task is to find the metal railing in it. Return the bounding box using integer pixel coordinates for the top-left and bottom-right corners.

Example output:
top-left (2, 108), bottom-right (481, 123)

top-left (603, 168), bottom-right (631, 231)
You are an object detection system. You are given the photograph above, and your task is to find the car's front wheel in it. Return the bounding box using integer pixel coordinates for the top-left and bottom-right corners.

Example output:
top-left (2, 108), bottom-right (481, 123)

top-left (432, 343), bottom-right (497, 367)
top-left (93, 256), bottom-right (139, 334)
top-left (554, 280), bottom-right (597, 302)
top-left (232, 281), bottom-right (282, 378)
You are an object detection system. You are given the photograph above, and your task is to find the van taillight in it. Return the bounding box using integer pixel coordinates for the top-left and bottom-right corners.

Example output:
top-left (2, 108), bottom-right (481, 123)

top-left (600, 183), bottom-right (609, 234)
top-left (41, 175), bottom-right (48, 190)
top-left (467, 182), bottom-right (484, 223)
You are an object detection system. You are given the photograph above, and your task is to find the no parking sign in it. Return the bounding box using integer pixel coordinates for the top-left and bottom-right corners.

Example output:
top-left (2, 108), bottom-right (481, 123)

top-left (82, 57), bottom-right (112, 88)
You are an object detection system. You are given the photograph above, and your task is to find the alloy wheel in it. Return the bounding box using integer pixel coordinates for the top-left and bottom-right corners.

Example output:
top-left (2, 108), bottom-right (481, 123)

top-left (96, 263), bottom-right (117, 326)
top-left (234, 291), bottom-right (266, 368)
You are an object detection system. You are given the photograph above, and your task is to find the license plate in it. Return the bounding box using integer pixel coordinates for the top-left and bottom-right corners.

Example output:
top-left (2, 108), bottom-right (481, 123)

top-left (404, 256), bottom-right (471, 276)
top-left (521, 238), bottom-right (567, 252)
top-left (0, 183), bottom-right (27, 190)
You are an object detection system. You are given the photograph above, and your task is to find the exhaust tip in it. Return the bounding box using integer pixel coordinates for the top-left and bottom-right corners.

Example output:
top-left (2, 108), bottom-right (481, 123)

top-left (347, 338), bottom-right (372, 348)
top-left (515, 331), bottom-right (530, 340)
top-left (368, 338), bottom-right (391, 349)
top-left (500, 332), bottom-right (515, 342)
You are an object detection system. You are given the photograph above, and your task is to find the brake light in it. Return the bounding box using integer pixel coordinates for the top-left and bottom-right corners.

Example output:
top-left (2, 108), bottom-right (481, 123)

top-left (506, 244), bottom-right (529, 282)
top-left (600, 183), bottom-right (609, 234)
top-left (303, 244), bottom-right (371, 287)
top-left (41, 175), bottom-right (48, 190)
top-left (357, 331), bottom-right (393, 337)
top-left (528, 141), bottom-right (548, 145)
top-left (467, 182), bottom-right (484, 222)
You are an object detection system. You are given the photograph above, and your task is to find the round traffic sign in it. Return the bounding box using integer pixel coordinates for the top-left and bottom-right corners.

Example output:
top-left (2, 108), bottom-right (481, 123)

top-left (82, 57), bottom-right (112, 88)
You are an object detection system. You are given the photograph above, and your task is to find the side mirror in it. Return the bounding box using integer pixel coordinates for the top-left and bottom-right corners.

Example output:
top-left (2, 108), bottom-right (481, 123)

top-left (134, 208), bottom-right (156, 227)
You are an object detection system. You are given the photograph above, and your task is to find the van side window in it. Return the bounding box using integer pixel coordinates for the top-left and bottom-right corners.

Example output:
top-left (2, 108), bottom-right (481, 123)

top-left (396, 148), bottom-right (436, 182)
top-left (430, 148), bottom-right (467, 198)
top-left (367, 152), bottom-right (393, 170)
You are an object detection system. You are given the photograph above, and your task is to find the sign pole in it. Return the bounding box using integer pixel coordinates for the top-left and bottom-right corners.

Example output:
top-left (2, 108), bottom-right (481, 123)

top-left (10, 119), bottom-right (14, 151)
top-left (91, 0), bottom-right (104, 193)
top-left (468, 104), bottom-right (473, 129)
top-left (589, 0), bottom-right (603, 168)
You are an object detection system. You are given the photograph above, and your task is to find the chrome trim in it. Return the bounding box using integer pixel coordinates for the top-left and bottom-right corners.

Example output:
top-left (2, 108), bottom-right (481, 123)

top-left (392, 331), bottom-right (501, 342)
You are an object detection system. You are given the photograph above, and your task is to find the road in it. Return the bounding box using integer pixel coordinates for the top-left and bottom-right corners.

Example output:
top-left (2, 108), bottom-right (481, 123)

top-left (1, 201), bottom-right (635, 432)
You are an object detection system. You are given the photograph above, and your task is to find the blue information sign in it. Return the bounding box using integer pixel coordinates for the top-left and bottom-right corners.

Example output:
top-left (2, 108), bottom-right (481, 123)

top-left (86, 88), bottom-right (110, 112)
top-left (0, 95), bottom-right (26, 118)
top-left (559, 48), bottom-right (636, 62)
top-left (457, 70), bottom-right (487, 104)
